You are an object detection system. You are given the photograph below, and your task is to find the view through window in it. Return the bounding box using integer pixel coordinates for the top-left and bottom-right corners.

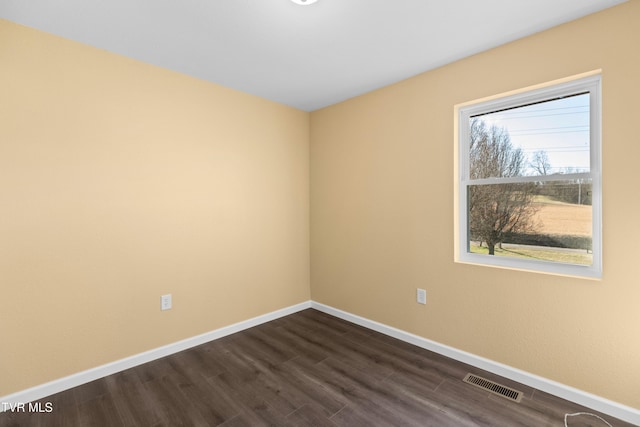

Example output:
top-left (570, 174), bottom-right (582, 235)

top-left (457, 75), bottom-right (601, 277)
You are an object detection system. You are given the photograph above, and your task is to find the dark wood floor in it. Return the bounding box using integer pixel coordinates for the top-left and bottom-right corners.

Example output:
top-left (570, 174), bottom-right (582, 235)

top-left (1, 309), bottom-right (634, 426)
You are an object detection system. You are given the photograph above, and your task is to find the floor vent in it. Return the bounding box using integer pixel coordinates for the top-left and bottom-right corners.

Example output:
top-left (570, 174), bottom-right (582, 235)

top-left (462, 373), bottom-right (523, 403)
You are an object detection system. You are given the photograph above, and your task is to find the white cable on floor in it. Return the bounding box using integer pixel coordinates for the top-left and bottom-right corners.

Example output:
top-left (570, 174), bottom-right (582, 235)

top-left (564, 411), bottom-right (613, 427)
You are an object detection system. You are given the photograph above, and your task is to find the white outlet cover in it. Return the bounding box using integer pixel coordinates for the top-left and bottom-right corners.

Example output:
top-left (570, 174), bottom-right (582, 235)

top-left (161, 294), bottom-right (172, 311)
top-left (417, 289), bottom-right (427, 305)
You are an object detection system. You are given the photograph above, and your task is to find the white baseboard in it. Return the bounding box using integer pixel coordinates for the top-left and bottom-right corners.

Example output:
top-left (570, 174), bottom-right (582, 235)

top-left (310, 301), bottom-right (640, 426)
top-left (0, 301), bottom-right (311, 411)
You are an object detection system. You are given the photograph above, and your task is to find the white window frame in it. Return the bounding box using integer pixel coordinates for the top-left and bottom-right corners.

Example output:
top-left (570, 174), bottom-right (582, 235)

top-left (454, 73), bottom-right (602, 279)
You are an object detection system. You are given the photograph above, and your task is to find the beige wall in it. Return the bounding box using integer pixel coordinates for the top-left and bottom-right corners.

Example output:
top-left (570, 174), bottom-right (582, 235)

top-left (0, 20), bottom-right (310, 396)
top-left (310, 1), bottom-right (640, 409)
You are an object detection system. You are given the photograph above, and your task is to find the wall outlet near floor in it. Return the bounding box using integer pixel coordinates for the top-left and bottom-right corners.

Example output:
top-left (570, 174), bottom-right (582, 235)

top-left (417, 288), bottom-right (427, 305)
top-left (161, 294), bottom-right (172, 311)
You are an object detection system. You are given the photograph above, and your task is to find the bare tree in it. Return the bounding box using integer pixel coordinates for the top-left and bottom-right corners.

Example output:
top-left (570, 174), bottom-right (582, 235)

top-left (531, 150), bottom-right (551, 176)
top-left (468, 118), bottom-right (538, 255)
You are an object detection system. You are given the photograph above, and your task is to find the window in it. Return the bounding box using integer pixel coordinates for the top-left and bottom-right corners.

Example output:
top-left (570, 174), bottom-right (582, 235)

top-left (455, 74), bottom-right (601, 278)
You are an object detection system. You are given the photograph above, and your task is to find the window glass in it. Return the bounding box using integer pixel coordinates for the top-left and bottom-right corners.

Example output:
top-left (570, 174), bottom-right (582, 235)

top-left (471, 93), bottom-right (590, 179)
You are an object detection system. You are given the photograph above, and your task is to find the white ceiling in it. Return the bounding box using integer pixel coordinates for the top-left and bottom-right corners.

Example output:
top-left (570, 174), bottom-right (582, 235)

top-left (0, 0), bottom-right (626, 111)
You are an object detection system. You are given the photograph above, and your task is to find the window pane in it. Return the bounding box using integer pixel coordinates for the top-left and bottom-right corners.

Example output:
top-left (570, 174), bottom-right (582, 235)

top-left (468, 180), bottom-right (592, 266)
top-left (470, 93), bottom-right (590, 180)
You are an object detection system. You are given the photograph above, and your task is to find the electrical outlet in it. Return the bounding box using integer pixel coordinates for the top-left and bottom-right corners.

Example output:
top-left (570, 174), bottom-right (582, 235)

top-left (161, 294), bottom-right (172, 311)
top-left (417, 288), bottom-right (426, 305)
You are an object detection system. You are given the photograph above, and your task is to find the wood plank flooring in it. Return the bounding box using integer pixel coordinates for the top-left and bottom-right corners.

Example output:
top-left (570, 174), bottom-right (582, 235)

top-left (1, 309), bottom-right (634, 426)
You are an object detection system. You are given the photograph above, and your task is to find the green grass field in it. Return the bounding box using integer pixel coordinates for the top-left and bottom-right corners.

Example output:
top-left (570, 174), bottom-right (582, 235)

top-left (470, 243), bottom-right (592, 265)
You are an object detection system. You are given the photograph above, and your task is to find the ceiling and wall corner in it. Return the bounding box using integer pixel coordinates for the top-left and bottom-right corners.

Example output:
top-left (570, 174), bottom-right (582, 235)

top-left (0, 0), bottom-right (627, 111)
